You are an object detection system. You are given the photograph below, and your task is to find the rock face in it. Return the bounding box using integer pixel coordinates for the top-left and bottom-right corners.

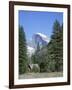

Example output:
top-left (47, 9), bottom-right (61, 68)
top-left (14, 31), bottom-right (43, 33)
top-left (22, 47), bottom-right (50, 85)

top-left (27, 33), bottom-right (49, 58)
top-left (33, 33), bottom-right (49, 50)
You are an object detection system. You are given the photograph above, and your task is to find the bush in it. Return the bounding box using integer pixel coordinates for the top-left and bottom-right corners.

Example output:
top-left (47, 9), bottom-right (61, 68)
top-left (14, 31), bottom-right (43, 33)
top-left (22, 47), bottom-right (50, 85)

top-left (39, 62), bottom-right (47, 72)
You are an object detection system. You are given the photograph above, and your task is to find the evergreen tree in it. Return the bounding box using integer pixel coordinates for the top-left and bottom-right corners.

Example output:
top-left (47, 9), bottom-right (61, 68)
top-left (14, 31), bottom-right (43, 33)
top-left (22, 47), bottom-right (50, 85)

top-left (31, 45), bottom-right (48, 72)
top-left (47, 20), bottom-right (63, 72)
top-left (58, 24), bottom-right (63, 71)
top-left (19, 26), bottom-right (28, 74)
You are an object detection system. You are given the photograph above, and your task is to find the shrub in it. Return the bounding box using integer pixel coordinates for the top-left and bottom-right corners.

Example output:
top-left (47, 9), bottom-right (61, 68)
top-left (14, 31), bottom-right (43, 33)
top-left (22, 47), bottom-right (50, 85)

top-left (39, 62), bottom-right (47, 72)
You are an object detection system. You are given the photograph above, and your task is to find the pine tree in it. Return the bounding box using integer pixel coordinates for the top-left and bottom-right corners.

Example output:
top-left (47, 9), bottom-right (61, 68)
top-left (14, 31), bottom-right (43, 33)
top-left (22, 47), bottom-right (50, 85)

top-left (47, 20), bottom-right (63, 72)
top-left (58, 24), bottom-right (63, 71)
top-left (19, 26), bottom-right (28, 74)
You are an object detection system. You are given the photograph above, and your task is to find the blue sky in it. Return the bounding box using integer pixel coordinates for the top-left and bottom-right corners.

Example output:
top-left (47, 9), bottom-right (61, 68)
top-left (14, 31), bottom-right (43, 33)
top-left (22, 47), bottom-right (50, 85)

top-left (19, 10), bottom-right (63, 41)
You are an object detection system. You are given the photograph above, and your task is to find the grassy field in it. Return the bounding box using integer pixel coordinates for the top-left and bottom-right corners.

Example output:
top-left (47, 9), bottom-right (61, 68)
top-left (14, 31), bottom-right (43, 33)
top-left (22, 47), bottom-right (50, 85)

top-left (19, 72), bottom-right (63, 79)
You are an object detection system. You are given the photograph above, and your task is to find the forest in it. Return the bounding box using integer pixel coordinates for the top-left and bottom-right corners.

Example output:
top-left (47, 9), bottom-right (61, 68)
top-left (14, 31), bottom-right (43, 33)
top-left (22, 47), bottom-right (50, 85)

top-left (19, 20), bottom-right (63, 76)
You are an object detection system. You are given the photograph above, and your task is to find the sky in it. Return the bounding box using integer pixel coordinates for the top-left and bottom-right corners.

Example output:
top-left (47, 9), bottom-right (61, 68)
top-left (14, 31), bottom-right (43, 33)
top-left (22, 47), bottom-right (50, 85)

top-left (19, 10), bottom-right (63, 42)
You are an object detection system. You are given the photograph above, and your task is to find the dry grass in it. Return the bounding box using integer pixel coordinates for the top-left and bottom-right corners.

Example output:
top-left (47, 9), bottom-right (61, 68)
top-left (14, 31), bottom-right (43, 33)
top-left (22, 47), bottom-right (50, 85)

top-left (19, 72), bottom-right (63, 79)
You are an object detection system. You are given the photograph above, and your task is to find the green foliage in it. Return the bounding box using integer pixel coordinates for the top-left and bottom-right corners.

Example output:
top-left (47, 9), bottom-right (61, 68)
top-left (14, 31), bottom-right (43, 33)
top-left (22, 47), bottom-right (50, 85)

top-left (31, 47), bottom-right (48, 72)
top-left (31, 54), bottom-right (37, 64)
top-left (19, 26), bottom-right (28, 74)
top-left (47, 20), bottom-right (63, 72)
top-left (40, 62), bottom-right (47, 72)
